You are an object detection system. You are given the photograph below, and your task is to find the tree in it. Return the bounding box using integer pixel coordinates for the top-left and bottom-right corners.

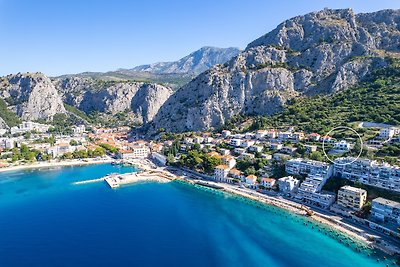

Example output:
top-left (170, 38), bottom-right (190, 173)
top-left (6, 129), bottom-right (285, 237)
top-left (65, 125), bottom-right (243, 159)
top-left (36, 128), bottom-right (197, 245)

top-left (70, 139), bottom-right (79, 146)
top-left (244, 166), bottom-right (256, 176)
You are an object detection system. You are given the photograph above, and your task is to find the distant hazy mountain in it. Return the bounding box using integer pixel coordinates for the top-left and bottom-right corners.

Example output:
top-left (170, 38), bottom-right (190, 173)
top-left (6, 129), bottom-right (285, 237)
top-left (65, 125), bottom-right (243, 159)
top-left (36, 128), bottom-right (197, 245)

top-left (129, 46), bottom-right (241, 75)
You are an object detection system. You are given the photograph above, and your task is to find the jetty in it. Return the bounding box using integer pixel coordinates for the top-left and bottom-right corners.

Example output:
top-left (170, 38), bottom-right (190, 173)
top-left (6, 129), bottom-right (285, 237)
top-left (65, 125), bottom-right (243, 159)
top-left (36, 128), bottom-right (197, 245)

top-left (72, 177), bottom-right (109, 185)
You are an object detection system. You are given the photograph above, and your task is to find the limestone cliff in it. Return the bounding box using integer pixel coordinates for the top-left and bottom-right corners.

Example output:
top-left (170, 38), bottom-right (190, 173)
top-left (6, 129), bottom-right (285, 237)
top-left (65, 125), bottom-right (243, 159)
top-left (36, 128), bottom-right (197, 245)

top-left (0, 72), bottom-right (66, 121)
top-left (151, 9), bottom-right (399, 132)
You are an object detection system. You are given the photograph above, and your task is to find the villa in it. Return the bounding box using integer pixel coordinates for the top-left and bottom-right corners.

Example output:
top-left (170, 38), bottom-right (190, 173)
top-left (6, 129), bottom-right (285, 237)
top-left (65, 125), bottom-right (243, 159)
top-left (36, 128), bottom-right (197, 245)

top-left (333, 140), bottom-right (351, 152)
top-left (278, 176), bottom-right (300, 194)
top-left (261, 178), bottom-right (276, 189)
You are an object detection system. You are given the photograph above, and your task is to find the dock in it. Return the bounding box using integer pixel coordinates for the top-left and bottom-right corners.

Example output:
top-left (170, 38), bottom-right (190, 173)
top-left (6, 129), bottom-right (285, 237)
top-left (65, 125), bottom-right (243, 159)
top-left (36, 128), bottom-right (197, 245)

top-left (72, 177), bottom-right (108, 185)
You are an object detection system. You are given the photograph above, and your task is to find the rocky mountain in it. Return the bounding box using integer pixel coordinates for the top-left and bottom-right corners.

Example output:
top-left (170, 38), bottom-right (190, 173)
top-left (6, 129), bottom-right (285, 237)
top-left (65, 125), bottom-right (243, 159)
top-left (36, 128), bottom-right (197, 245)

top-left (53, 77), bottom-right (172, 124)
top-left (0, 72), bottom-right (66, 122)
top-left (150, 8), bottom-right (400, 133)
top-left (130, 46), bottom-right (241, 75)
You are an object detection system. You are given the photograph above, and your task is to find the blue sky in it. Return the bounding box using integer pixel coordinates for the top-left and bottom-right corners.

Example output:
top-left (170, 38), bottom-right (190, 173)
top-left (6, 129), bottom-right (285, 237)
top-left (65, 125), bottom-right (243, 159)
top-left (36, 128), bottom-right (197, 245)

top-left (0, 0), bottom-right (399, 76)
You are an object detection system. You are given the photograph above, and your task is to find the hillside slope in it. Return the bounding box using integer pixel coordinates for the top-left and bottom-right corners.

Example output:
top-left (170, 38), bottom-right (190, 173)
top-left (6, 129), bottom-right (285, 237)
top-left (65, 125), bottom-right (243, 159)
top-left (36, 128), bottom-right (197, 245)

top-left (150, 8), bottom-right (400, 133)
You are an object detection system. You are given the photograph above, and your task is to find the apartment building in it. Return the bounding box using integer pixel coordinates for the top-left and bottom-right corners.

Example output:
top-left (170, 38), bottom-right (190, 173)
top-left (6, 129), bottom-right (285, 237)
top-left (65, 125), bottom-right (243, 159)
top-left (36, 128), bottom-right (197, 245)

top-left (337, 186), bottom-right (367, 211)
top-left (334, 157), bottom-right (400, 192)
top-left (214, 165), bottom-right (231, 183)
top-left (371, 197), bottom-right (400, 225)
top-left (295, 174), bottom-right (335, 209)
top-left (285, 158), bottom-right (333, 180)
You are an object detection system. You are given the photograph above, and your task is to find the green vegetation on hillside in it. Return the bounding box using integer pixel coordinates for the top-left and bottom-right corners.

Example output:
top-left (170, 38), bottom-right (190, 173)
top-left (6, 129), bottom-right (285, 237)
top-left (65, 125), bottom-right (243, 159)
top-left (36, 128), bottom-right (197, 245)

top-left (252, 59), bottom-right (400, 133)
top-left (0, 98), bottom-right (21, 127)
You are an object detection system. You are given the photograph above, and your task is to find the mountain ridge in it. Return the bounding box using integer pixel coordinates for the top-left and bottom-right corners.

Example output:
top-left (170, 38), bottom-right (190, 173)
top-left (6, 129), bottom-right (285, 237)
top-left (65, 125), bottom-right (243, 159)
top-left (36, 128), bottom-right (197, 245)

top-left (149, 8), bottom-right (400, 133)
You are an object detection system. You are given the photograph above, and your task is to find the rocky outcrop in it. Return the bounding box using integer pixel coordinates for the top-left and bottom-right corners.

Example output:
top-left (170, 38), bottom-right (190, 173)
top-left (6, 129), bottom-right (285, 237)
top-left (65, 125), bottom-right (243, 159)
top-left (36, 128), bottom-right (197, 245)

top-left (0, 72), bottom-right (66, 121)
top-left (151, 8), bottom-right (399, 132)
top-left (53, 77), bottom-right (172, 124)
top-left (130, 46), bottom-right (241, 75)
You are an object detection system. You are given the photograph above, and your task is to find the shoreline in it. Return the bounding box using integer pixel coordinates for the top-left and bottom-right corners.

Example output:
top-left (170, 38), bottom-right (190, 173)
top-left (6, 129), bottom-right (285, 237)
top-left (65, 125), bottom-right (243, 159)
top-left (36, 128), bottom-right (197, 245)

top-left (174, 177), bottom-right (400, 257)
top-left (0, 158), bottom-right (115, 173)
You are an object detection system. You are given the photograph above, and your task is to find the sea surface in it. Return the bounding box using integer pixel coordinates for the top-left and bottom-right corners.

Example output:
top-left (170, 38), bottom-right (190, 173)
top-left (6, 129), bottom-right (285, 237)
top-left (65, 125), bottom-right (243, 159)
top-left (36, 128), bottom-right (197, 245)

top-left (0, 164), bottom-right (394, 267)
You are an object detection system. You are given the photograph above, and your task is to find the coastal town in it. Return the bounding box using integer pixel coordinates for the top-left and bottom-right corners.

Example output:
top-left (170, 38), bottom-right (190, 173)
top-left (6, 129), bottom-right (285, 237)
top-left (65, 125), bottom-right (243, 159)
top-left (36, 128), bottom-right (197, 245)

top-left (1, 120), bottom-right (400, 255)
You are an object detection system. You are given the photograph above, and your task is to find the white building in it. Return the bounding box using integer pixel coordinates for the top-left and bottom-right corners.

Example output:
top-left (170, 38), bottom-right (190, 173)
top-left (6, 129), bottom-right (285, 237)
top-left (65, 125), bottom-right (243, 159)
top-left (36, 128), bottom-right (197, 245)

top-left (0, 129), bottom-right (7, 136)
top-left (295, 174), bottom-right (335, 208)
top-left (72, 125), bottom-right (85, 135)
top-left (286, 158), bottom-right (333, 180)
top-left (334, 157), bottom-right (400, 192)
top-left (333, 140), bottom-right (351, 152)
top-left (0, 138), bottom-right (16, 149)
top-left (337, 186), bottom-right (367, 211)
top-left (261, 178), bottom-right (276, 189)
top-left (221, 155), bottom-right (236, 169)
top-left (241, 140), bottom-right (255, 148)
top-left (214, 165), bottom-right (231, 183)
top-left (245, 175), bottom-right (257, 187)
top-left (249, 145), bottom-right (263, 153)
top-left (278, 131), bottom-right (292, 140)
top-left (379, 128), bottom-right (396, 140)
top-left (230, 139), bottom-right (242, 147)
top-left (118, 146), bottom-right (150, 159)
top-left (11, 121), bottom-right (50, 135)
top-left (222, 130), bottom-right (231, 138)
top-left (278, 176), bottom-right (300, 194)
top-left (270, 143), bottom-right (283, 150)
top-left (371, 197), bottom-right (400, 225)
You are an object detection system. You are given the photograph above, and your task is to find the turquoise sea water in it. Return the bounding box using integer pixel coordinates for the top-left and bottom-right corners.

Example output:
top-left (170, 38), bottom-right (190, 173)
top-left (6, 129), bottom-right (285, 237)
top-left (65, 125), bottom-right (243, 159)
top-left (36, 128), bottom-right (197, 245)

top-left (0, 164), bottom-right (394, 266)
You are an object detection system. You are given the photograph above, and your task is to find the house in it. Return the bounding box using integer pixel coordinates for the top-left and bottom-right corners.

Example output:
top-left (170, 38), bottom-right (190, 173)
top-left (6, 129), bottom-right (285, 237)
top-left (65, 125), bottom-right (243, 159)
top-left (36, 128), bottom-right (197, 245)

top-left (256, 130), bottom-right (268, 140)
top-left (234, 148), bottom-right (245, 154)
top-left (278, 131), bottom-right (292, 140)
top-left (219, 148), bottom-right (230, 156)
top-left (270, 143), bottom-right (283, 150)
top-left (333, 140), bottom-right (351, 152)
top-left (72, 125), bottom-right (86, 135)
top-left (379, 128), bottom-right (396, 140)
top-left (371, 197), bottom-right (400, 225)
top-left (278, 176), bottom-right (300, 193)
top-left (245, 175), bottom-right (258, 187)
top-left (308, 133), bottom-right (321, 141)
top-left (304, 145), bottom-right (317, 153)
top-left (238, 153), bottom-right (255, 160)
top-left (229, 168), bottom-right (243, 180)
top-left (261, 178), bottom-right (276, 189)
top-left (249, 145), bottom-right (263, 153)
top-left (214, 165), bottom-right (231, 183)
top-left (221, 155), bottom-right (236, 169)
top-left (336, 186), bottom-right (367, 211)
top-left (0, 129), bottom-right (7, 136)
top-left (230, 139), bottom-right (242, 147)
top-left (11, 121), bottom-right (50, 135)
top-left (222, 130), bottom-right (231, 138)
top-left (281, 146), bottom-right (297, 155)
top-left (203, 137), bottom-right (214, 143)
top-left (193, 136), bottom-right (204, 144)
top-left (273, 153), bottom-right (291, 161)
top-left (245, 133), bottom-right (255, 140)
top-left (241, 140), bottom-right (255, 148)
top-left (320, 136), bottom-right (334, 143)
top-left (292, 132), bottom-right (305, 141)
